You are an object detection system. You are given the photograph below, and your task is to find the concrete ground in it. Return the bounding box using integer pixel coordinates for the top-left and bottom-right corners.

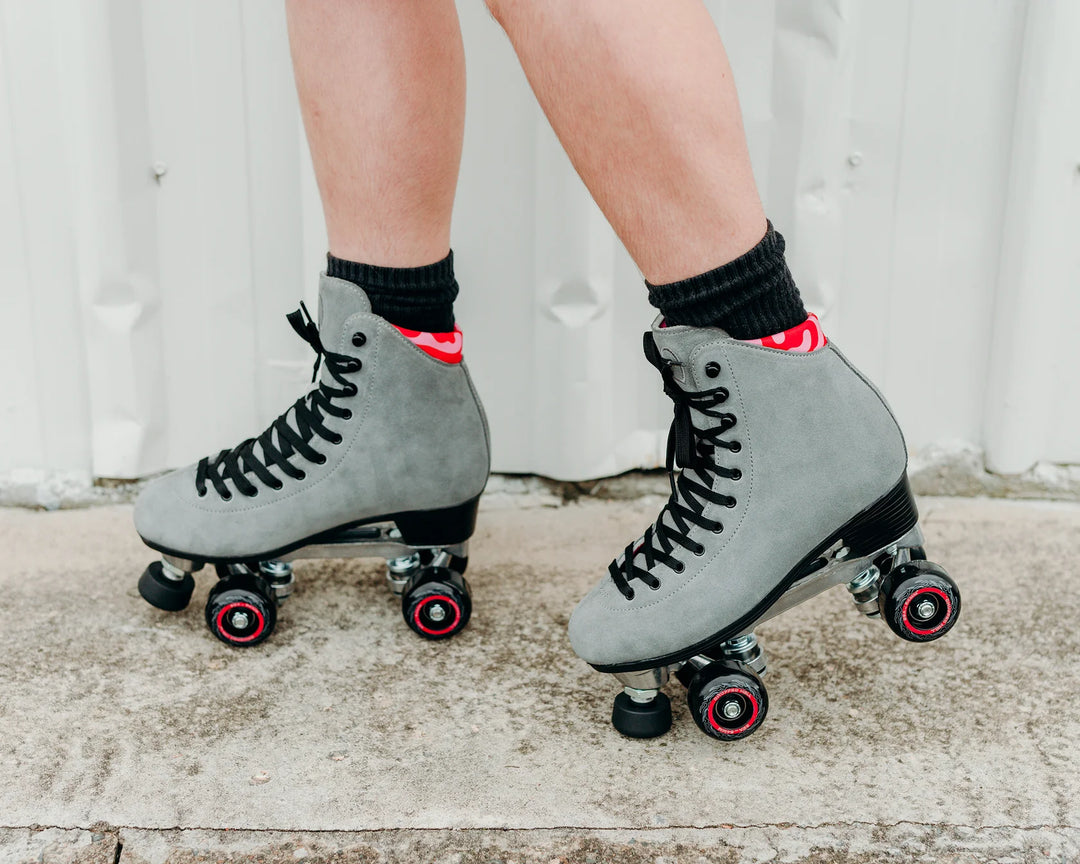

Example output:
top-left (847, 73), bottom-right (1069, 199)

top-left (1, 495), bottom-right (1077, 863)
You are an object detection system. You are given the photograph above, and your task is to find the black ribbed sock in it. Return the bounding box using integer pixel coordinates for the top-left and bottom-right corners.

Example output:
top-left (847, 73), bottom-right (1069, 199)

top-left (326, 250), bottom-right (459, 332)
top-left (646, 221), bottom-right (807, 339)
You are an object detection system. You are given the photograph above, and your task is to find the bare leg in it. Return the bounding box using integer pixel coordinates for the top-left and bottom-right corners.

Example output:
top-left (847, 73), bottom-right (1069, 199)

top-left (286, 0), bottom-right (465, 267)
top-left (485, 0), bottom-right (765, 284)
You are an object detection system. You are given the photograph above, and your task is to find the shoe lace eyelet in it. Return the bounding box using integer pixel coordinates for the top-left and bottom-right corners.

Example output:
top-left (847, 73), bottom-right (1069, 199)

top-left (296, 471), bottom-right (306, 481)
top-left (330, 434), bottom-right (343, 445)
top-left (725, 498), bottom-right (737, 509)
top-left (713, 524), bottom-right (724, 534)
top-left (693, 544), bottom-right (705, 556)
top-left (649, 581), bottom-right (661, 591)
top-left (314, 455), bottom-right (328, 465)
top-left (730, 441), bottom-right (742, 453)
top-left (247, 488), bottom-right (259, 498)
top-left (625, 589), bottom-right (635, 601)
top-left (674, 562), bottom-right (686, 573)
top-left (731, 469), bottom-right (742, 481)
top-left (271, 482), bottom-right (284, 491)
top-left (347, 385), bottom-right (359, 397)
top-left (221, 491), bottom-right (233, 502)
top-left (197, 489), bottom-right (207, 498)
top-left (705, 361), bottom-right (721, 378)
top-left (342, 409), bottom-right (353, 420)
top-left (351, 332), bottom-right (366, 348)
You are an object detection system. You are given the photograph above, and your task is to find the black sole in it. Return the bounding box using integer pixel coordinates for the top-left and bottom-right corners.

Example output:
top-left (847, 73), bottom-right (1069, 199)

top-left (140, 494), bottom-right (482, 566)
top-left (590, 473), bottom-right (919, 674)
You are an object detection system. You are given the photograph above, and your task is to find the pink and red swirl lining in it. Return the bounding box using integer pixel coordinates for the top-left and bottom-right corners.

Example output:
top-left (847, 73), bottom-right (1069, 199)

top-left (740, 313), bottom-right (826, 353)
top-left (393, 325), bottom-right (464, 363)
top-left (396, 313), bottom-right (826, 365)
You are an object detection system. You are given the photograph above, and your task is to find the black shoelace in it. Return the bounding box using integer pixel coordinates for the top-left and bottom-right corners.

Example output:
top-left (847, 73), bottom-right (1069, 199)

top-left (609, 333), bottom-right (742, 600)
top-left (195, 303), bottom-right (362, 500)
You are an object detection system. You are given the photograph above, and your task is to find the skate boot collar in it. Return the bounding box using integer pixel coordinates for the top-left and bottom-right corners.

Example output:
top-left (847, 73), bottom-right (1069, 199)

top-left (317, 273), bottom-right (375, 350)
top-left (650, 314), bottom-right (828, 390)
top-left (649, 315), bottom-right (732, 391)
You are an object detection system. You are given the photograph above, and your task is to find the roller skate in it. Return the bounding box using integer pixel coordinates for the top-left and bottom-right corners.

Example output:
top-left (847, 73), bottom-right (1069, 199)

top-left (568, 315), bottom-right (961, 741)
top-left (134, 274), bottom-right (490, 647)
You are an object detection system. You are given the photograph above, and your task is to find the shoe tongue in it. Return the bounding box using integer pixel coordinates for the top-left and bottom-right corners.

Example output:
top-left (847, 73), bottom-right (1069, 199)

top-left (317, 273), bottom-right (374, 353)
top-left (295, 273), bottom-right (371, 403)
top-left (218, 275), bottom-right (370, 485)
top-left (649, 315), bottom-right (731, 389)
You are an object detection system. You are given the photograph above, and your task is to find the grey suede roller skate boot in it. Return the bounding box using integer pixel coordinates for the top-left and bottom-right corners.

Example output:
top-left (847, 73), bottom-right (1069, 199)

top-left (569, 315), bottom-right (960, 741)
top-left (134, 273), bottom-right (490, 646)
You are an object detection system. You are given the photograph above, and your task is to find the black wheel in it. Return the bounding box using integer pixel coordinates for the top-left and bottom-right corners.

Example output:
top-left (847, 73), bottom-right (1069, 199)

top-left (687, 660), bottom-right (768, 741)
top-left (611, 690), bottom-right (672, 738)
top-left (402, 566), bottom-right (471, 639)
top-left (879, 560), bottom-right (960, 643)
top-left (138, 561), bottom-right (195, 611)
top-left (205, 572), bottom-right (276, 647)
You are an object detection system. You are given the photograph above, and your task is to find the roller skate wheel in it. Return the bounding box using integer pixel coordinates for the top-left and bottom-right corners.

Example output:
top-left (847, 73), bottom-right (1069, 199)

top-left (706, 686), bottom-right (761, 736)
top-left (879, 561), bottom-right (961, 643)
top-left (402, 566), bottom-right (471, 640)
top-left (687, 660), bottom-right (768, 741)
top-left (205, 573), bottom-right (277, 647)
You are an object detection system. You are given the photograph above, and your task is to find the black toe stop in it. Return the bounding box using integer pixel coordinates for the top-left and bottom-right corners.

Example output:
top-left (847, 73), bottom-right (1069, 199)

top-left (138, 561), bottom-right (195, 611)
top-left (611, 691), bottom-right (672, 739)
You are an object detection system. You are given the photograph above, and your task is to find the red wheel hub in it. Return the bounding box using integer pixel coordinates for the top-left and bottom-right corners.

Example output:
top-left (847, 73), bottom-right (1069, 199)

top-left (706, 686), bottom-right (760, 736)
top-left (900, 586), bottom-right (952, 636)
top-left (412, 595), bottom-right (462, 636)
top-left (214, 601), bottom-right (266, 644)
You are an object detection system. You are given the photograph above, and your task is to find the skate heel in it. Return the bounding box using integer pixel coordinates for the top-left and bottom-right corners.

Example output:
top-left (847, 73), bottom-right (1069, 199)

top-left (842, 473), bottom-right (919, 557)
top-left (393, 495), bottom-right (482, 547)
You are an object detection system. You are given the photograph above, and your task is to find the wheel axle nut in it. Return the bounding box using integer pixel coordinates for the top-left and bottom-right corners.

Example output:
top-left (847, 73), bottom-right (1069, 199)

top-left (230, 611), bottom-right (251, 629)
top-left (914, 599), bottom-right (936, 620)
top-left (427, 604), bottom-right (447, 622)
top-left (721, 700), bottom-right (742, 720)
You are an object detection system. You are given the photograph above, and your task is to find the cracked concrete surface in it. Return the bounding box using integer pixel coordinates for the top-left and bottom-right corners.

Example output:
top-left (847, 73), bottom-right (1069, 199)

top-left (1, 496), bottom-right (1077, 862)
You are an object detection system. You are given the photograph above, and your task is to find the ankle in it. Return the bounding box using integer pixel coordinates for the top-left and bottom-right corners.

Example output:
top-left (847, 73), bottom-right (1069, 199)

top-left (327, 250), bottom-right (458, 332)
top-left (645, 221), bottom-right (807, 339)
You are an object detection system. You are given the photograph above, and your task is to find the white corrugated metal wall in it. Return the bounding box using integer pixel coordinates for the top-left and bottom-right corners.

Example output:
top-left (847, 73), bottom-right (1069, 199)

top-left (1, 0), bottom-right (1078, 483)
